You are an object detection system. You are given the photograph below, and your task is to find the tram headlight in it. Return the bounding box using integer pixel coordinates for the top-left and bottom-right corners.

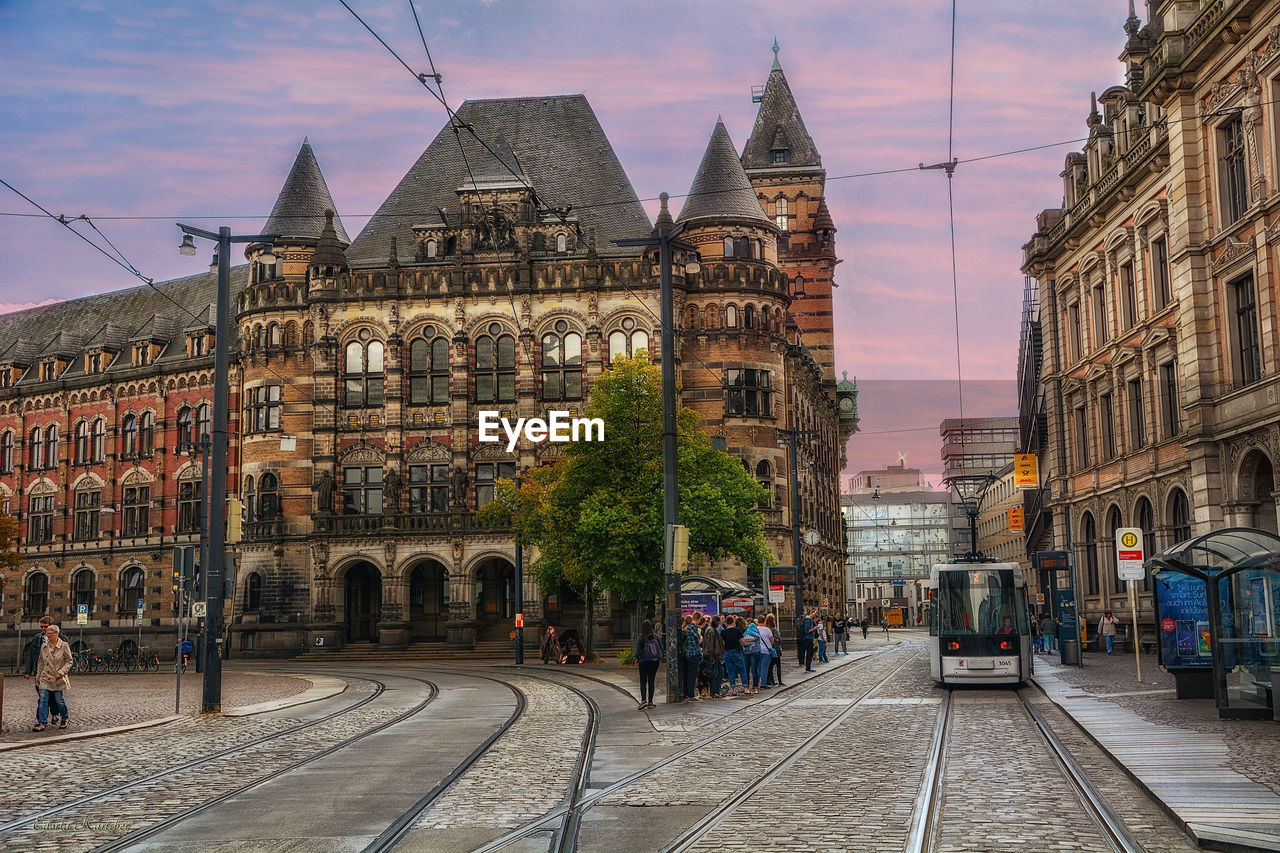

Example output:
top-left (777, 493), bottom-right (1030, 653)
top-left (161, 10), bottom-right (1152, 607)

top-left (998, 640), bottom-right (1011, 651)
top-left (947, 641), bottom-right (960, 652)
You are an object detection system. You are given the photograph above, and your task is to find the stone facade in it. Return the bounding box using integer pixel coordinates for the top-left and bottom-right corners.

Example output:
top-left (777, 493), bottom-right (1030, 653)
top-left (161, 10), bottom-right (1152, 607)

top-left (1022, 0), bottom-right (1280, 631)
top-left (0, 52), bottom-right (857, 658)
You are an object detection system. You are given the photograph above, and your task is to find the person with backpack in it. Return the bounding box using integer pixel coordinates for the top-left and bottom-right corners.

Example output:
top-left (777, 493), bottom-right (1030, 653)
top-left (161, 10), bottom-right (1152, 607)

top-left (682, 614), bottom-right (703, 701)
top-left (765, 612), bottom-right (785, 687)
top-left (742, 617), bottom-right (763, 694)
top-left (800, 611), bottom-right (817, 672)
top-left (635, 620), bottom-right (663, 710)
top-left (721, 616), bottom-right (747, 696)
top-left (701, 615), bottom-right (725, 698)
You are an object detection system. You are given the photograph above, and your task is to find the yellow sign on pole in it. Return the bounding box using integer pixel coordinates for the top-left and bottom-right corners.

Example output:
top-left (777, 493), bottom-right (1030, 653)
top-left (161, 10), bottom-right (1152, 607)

top-left (1014, 453), bottom-right (1038, 489)
top-left (1008, 506), bottom-right (1024, 531)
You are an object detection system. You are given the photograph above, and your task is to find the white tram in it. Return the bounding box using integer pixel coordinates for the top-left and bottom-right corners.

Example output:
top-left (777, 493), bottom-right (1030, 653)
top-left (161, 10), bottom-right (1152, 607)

top-left (928, 562), bottom-right (1033, 686)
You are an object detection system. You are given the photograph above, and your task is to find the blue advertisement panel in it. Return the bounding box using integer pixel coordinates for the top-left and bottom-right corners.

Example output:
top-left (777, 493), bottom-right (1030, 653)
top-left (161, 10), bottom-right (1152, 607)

top-left (1154, 571), bottom-right (1229, 669)
top-left (680, 592), bottom-right (720, 617)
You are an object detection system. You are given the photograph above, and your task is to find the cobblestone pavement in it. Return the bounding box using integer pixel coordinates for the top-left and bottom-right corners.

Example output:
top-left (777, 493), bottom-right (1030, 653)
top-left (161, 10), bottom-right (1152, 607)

top-left (0, 668), bottom-right (311, 741)
top-left (1037, 648), bottom-right (1280, 796)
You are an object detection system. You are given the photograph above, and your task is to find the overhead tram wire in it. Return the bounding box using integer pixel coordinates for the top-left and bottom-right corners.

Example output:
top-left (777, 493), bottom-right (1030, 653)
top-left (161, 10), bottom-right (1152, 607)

top-left (0, 178), bottom-right (326, 412)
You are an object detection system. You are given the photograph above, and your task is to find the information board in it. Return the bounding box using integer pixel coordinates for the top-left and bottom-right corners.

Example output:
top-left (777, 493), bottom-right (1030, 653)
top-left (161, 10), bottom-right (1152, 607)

top-left (679, 592), bottom-right (720, 617)
top-left (1153, 571), bottom-right (1228, 669)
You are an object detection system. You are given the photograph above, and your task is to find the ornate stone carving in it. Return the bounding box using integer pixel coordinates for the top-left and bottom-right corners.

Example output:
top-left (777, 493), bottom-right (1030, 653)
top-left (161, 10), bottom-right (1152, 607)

top-left (451, 466), bottom-right (467, 507)
top-left (316, 470), bottom-right (335, 513)
top-left (1210, 237), bottom-right (1253, 275)
top-left (452, 537), bottom-right (464, 566)
top-left (405, 440), bottom-right (450, 463)
top-left (339, 444), bottom-right (385, 465)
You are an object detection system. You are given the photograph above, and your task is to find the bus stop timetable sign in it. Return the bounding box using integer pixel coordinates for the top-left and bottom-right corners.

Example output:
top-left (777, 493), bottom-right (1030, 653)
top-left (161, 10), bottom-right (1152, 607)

top-left (1116, 528), bottom-right (1146, 581)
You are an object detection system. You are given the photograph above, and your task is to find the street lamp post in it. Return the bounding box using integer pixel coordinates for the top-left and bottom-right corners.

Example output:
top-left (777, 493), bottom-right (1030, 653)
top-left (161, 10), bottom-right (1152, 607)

top-left (177, 224), bottom-right (276, 713)
top-left (615, 194), bottom-right (698, 704)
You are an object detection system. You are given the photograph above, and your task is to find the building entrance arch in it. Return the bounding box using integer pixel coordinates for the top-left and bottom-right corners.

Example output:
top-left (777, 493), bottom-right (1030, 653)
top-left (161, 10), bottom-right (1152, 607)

top-left (345, 561), bottom-right (382, 642)
top-left (408, 559), bottom-right (449, 642)
top-left (473, 557), bottom-right (515, 641)
top-left (1238, 448), bottom-right (1278, 534)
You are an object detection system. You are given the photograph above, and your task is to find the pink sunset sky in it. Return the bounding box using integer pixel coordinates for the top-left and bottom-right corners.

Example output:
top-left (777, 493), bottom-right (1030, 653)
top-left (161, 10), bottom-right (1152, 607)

top-left (0, 1), bottom-right (1134, 483)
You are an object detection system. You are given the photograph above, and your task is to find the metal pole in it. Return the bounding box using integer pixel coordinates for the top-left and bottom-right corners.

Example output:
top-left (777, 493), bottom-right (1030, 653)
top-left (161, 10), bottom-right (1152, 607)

top-left (202, 227), bottom-right (231, 713)
top-left (514, 475), bottom-right (524, 665)
top-left (659, 225), bottom-right (681, 704)
top-left (1128, 580), bottom-right (1141, 683)
top-left (174, 549), bottom-right (185, 713)
top-left (196, 437), bottom-right (211, 675)
top-left (789, 429), bottom-right (805, 626)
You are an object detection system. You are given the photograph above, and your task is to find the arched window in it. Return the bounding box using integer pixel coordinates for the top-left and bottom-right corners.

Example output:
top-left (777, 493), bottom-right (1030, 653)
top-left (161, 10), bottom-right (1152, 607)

top-left (344, 337), bottom-right (385, 408)
top-left (735, 237), bottom-right (750, 258)
top-left (195, 404), bottom-right (211, 443)
top-left (1168, 488), bottom-right (1191, 543)
top-left (1107, 505), bottom-right (1125, 594)
top-left (1136, 497), bottom-right (1154, 592)
top-left (118, 567), bottom-right (144, 616)
top-left (744, 305), bottom-right (755, 329)
top-left (138, 412), bottom-right (154, 457)
top-left (425, 239), bottom-right (437, 259)
top-left (176, 407), bottom-right (194, 448)
top-left (723, 236), bottom-right (735, 257)
top-left (122, 414), bottom-right (138, 457)
top-left (72, 568), bottom-right (95, 614)
top-left (775, 197), bottom-right (789, 231)
top-left (1081, 512), bottom-right (1099, 595)
top-left (607, 317), bottom-right (649, 362)
top-left (726, 305), bottom-right (739, 328)
top-left (556, 233), bottom-right (567, 253)
top-left (73, 483), bottom-right (101, 541)
top-left (409, 330), bottom-right (450, 405)
top-left (24, 572), bottom-right (48, 617)
top-left (122, 480), bottom-right (150, 537)
top-left (475, 324), bottom-right (516, 403)
top-left (243, 475), bottom-right (256, 523)
top-left (258, 472), bottom-right (280, 520)
top-left (74, 421), bottom-right (89, 464)
top-left (91, 418), bottom-right (105, 462)
top-left (0, 430), bottom-right (12, 474)
top-left (177, 471), bottom-right (202, 534)
top-left (43, 424), bottom-right (57, 468)
top-left (755, 460), bottom-right (772, 508)
top-left (246, 572), bottom-right (263, 611)
top-left (541, 322), bottom-right (583, 401)
top-left (705, 306), bottom-right (718, 329)
top-left (270, 323), bottom-right (283, 347)
top-left (28, 427), bottom-right (43, 469)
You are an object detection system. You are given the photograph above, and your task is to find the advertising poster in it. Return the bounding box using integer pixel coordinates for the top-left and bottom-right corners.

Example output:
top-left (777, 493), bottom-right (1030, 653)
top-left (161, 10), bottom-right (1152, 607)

top-left (1154, 571), bottom-right (1231, 669)
top-left (680, 592), bottom-right (720, 617)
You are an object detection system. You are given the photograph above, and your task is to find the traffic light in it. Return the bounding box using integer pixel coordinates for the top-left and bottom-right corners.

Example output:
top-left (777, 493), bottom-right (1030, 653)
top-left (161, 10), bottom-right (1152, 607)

top-left (226, 497), bottom-right (244, 544)
top-left (172, 545), bottom-right (195, 594)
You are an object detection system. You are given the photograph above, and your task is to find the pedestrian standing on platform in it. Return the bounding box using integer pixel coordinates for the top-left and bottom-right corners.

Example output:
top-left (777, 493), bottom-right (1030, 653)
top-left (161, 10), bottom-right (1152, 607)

top-left (765, 613), bottom-right (785, 687)
top-left (1101, 610), bottom-right (1118, 655)
top-left (832, 613), bottom-right (848, 656)
top-left (23, 615), bottom-right (55, 725)
top-left (755, 616), bottom-right (775, 689)
top-left (881, 617), bottom-right (890, 636)
top-left (1030, 613), bottom-right (1043, 653)
top-left (743, 617), bottom-right (762, 694)
top-left (801, 611), bottom-right (817, 672)
top-left (1040, 611), bottom-right (1058, 653)
top-left (702, 615), bottom-right (725, 699)
top-left (794, 615), bottom-right (808, 667)
top-left (34, 624), bottom-right (72, 731)
top-left (683, 614), bottom-right (704, 700)
top-left (860, 617), bottom-right (869, 640)
top-left (635, 620), bottom-right (662, 710)
top-left (816, 617), bottom-right (830, 663)
top-left (722, 617), bottom-right (747, 695)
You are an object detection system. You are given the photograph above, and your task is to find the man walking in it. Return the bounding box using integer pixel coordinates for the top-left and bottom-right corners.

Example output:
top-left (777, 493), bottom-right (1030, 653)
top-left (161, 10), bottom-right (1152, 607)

top-left (800, 611), bottom-right (817, 672)
top-left (1039, 611), bottom-right (1058, 653)
top-left (832, 613), bottom-right (848, 655)
top-left (22, 615), bottom-right (55, 725)
top-left (860, 618), bottom-right (869, 640)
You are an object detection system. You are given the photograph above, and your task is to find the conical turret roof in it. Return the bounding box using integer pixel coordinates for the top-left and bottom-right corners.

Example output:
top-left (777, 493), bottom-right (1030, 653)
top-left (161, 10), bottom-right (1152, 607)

top-left (741, 45), bottom-right (821, 171)
top-left (812, 197), bottom-right (835, 231)
top-left (263, 138), bottom-right (350, 244)
top-left (310, 209), bottom-right (349, 271)
top-left (675, 119), bottom-right (771, 227)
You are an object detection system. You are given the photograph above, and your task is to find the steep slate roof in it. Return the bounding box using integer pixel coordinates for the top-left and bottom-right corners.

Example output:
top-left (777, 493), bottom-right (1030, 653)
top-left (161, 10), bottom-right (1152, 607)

top-left (347, 95), bottom-right (652, 262)
top-left (262, 138), bottom-right (350, 244)
top-left (741, 60), bottom-right (822, 170)
top-left (84, 322), bottom-right (131, 351)
top-left (0, 266), bottom-right (251, 370)
top-left (675, 119), bottom-right (772, 227)
top-left (462, 134), bottom-right (529, 189)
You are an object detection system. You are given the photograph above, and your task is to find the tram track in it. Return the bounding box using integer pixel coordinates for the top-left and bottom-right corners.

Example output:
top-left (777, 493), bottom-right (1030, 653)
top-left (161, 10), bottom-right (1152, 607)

top-left (474, 642), bottom-right (905, 853)
top-left (0, 673), bottom-right (390, 839)
top-left (906, 683), bottom-right (1145, 853)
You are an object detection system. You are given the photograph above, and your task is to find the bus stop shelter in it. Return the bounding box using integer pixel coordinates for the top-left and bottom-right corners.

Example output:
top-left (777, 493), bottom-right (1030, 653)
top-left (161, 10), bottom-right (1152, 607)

top-left (1147, 528), bottom-right (1280, 720)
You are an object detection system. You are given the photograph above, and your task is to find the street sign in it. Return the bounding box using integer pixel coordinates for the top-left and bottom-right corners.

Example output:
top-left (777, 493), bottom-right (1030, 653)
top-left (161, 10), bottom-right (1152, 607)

top-left (191, 601), bottom-right (208, 618)
top-left (1115, 527), bottom-right (1146, 581)
top-left (881, 598), bottom-right (891, 608)
top-left (1008, 506), bottom-right (1024, 531)
top-left (768, 584), bottom-right (784, 604)
top-left (515, 612), bottom-right (524, 628)
top-left (1036, 593), bottom-right (1045, 604)
top-left (1014, 453), bottom-right (1038, 489)
top-left (76, 603), bottom-right (88, 626)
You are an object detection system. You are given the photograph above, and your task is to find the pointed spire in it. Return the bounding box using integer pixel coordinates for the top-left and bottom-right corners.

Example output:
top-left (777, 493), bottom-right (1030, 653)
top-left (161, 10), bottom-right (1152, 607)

top-left (652, 192), bottom-right (674, 234)
top-left (1124, 0), bottom-right (1140, 36)
top-left (812, 198), bottom-right (835, 232)
top-left (676, 120), bottom-right (771, 227)
top-left (1087, 91), bottom-right (1102, 128)
top-left (310, 209), bottom-right (349, 273)
top-left (263, 139), bottom-right (350, 244)
top-left (742, 46), bottom-right (822, 170)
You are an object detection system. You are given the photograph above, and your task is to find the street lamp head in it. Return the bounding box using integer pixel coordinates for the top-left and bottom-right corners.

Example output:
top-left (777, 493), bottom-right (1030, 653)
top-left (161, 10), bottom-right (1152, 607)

top-left (179, 233), bottom-right (197, 256)
top-left (683, 251), bottom-right (701, 275)
top-left (258, 243), bottom-right (277, 265)
top-left (209, 252), bottom-right (219, 273)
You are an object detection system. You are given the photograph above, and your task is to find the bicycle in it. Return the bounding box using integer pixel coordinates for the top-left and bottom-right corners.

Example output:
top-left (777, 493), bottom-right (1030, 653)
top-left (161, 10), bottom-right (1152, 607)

top-left (71, 649), bottom-right (94, 674)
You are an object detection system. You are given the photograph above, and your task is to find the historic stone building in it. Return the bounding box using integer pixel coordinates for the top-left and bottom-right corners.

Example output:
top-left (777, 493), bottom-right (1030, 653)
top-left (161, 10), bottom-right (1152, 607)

top-left (1022, 0), bottom-right (1280, 632)
top-left (0, 50), bottom-right (857, 658)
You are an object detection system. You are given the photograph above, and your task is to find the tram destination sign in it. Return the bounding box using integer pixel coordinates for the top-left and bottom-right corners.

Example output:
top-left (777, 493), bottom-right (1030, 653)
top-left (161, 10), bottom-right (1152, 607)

top-left (1034, 550), bottom-right (1071, 572)
top-left (1115, 528), bottom-right (1146, 581)
top-left (769, 565), bottom-right (798, 586)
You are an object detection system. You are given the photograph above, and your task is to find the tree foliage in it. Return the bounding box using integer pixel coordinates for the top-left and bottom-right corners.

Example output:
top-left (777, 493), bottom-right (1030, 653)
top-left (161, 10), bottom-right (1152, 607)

top-left (0, 513), bottom-right (20, 599)
top-left (479, 354), bottom-right (769, 603)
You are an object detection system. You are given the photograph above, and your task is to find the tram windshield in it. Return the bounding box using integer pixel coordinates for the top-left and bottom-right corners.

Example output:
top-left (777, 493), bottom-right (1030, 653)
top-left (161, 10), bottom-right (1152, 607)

top-left (936, 569), bottom-right (1025, 635)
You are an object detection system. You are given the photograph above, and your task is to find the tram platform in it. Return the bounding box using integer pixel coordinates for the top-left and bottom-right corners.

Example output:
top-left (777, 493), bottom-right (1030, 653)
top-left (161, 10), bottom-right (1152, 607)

top-left (1032, 651), bottom-right (1280, 851)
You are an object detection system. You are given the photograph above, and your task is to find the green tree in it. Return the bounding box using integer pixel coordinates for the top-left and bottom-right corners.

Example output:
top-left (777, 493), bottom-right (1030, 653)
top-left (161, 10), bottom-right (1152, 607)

top-left (480, 354), bottom-right (770, 650)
